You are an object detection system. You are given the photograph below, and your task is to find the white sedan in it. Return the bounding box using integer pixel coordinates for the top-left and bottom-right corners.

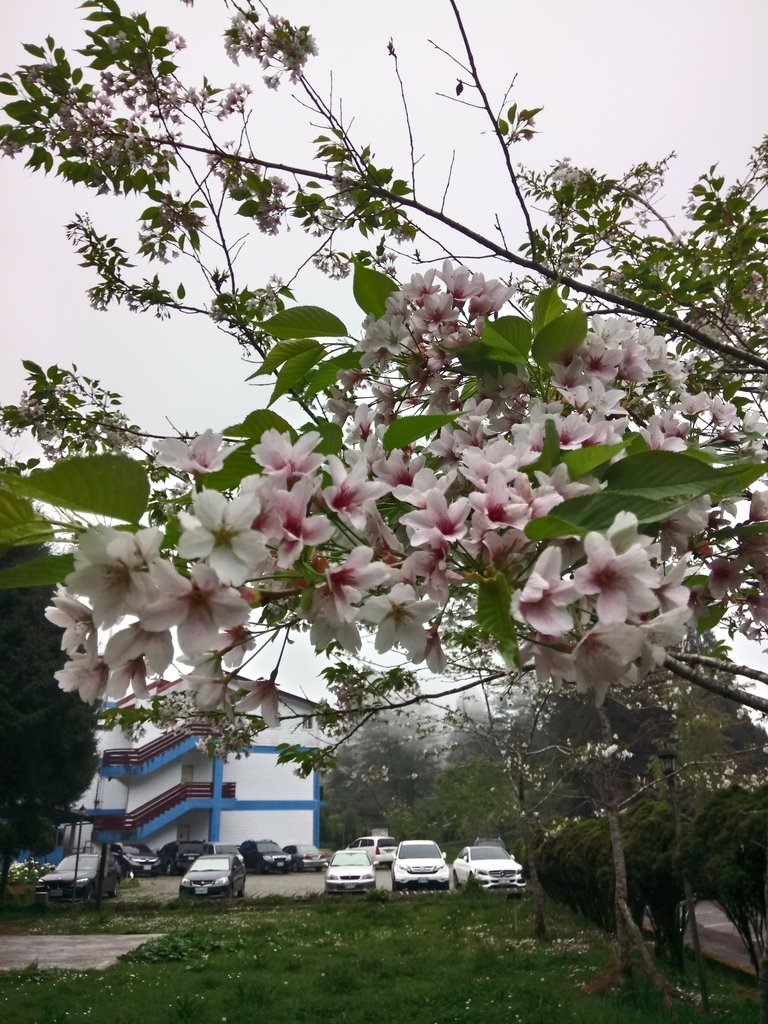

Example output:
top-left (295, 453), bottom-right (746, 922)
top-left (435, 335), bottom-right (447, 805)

top-left (451, 845), bottom-right (526, 893)
top-left (324, 850), bottom-right (376, 894)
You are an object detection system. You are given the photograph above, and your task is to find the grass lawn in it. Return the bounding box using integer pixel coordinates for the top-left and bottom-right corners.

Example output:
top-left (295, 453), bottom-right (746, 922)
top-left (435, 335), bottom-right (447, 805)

top-left (0, 889), bottom-right (758, 1024)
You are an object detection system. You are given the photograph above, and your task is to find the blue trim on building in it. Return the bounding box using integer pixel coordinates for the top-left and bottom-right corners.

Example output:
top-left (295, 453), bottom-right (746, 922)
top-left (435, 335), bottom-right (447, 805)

top-left (228, 800), bottom-right (316, 811)
top-left (208, 758), bottom-right (224, 841)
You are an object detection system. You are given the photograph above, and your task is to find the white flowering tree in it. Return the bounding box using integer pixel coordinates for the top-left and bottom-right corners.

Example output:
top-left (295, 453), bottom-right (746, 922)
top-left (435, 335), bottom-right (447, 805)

top-left (1, 3), bottom-right (768, 961)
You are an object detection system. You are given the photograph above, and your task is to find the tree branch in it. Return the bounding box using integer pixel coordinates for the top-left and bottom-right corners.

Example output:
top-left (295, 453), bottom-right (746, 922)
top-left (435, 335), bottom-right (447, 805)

top-left (664, 655), bottom-right (768, 715)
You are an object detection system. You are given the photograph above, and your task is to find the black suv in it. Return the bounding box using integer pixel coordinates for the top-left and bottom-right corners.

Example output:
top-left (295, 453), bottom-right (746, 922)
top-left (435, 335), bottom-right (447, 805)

top-left (112, 842), bottom-right (161, 877)
top-left (158, 840), bottom-right (206, 875)
top-left (239, 839), bottom-right (290, 873)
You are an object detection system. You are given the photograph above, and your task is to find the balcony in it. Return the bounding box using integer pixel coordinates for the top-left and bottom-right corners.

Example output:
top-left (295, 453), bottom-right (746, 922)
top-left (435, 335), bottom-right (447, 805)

top-left (93, 781), bottom-right (236, 834)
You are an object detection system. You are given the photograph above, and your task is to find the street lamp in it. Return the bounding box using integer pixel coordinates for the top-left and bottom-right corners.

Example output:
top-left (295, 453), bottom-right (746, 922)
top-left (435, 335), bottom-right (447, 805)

top-left (657, 753), bottom-right (709, 1013)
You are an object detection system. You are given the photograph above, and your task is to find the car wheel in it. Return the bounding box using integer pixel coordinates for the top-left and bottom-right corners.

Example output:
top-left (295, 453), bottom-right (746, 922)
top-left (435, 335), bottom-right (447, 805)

top-left (282, 864), bottom-right (290, 874)
top-left (112, 878), bottom-right (121, 898)
top-left (164, 860), bottom-right (173, 876)
top-left (392, 878), bottom-right (401, 892)
top-left (237, 881), bottom-right (245, 897)
top-left (452, 871), bottom-right (460, 888)
top-left (83, 883), bottom-right (95, 901)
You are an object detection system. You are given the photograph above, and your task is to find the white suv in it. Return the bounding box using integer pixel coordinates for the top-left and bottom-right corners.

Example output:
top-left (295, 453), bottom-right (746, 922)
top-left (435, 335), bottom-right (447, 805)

top-left (346, 835), bottom-right (398, 868)
top-left (391, 839), bottom-right (450, 891)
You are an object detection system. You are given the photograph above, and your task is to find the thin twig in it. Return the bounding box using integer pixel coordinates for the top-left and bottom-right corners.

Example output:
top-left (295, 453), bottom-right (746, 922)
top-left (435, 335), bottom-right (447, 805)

top-left (387, 39), bottom-right (418, 197)
top-left (446, 0), bottom-right (538, 262)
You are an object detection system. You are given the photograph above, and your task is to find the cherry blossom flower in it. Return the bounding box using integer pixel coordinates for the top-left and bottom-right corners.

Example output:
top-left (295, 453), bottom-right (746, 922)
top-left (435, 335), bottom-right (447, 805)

top-left (572, 624), bottom-right (645, 703)
top-left (219, 624), bottom-right (257, 669)
top-left (512, 547), bottom-right (576, 634)
top-left (251, 429), bottom-right (324, 485)
top-left (234, 676), bottom-right (280, 726)
top-left (573, 532), bottom-right (659, 624)
top-left (140, 562), bottom-right (250, 654)
top-left (273, 477), bottom-right (335, 567)
top-left (400, 489), bottom-right (471, 553)
top-left (361, 583), bottom-right (439, 661)
top-left (155, 429), bottom-right (241, 475)
top-left (66, 526), bottom-right (163, 628)
top-left (321, 456), bottom-right (390, 529)
top-left (177, 488), bottom-right (267, 585)
top-left (103, 622), bottom-right (174, 677)
top-left (45, 586), bottom-right (97, 655)
top-left (55, 652), bottom-right (111, 704)
top-left (180, 654), bottom-right (231, 711)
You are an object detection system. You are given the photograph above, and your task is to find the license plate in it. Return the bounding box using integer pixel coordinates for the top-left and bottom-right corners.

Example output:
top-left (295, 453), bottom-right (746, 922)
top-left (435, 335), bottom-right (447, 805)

top-left (194, 887), bottom-right (208, 895)
top-left (50, 888), bottom-right (62, 896)
top-left (345, 882), bottom-right (358, 889)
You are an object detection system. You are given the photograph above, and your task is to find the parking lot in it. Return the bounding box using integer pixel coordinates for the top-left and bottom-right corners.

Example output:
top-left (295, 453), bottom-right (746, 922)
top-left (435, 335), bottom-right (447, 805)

top-left (120, 866), bottom-right (395, 902)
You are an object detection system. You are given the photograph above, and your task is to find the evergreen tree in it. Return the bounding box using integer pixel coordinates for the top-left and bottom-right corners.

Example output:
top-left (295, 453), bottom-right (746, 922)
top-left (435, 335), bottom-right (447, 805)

top-left (0, 547), bottom-right (98, 896)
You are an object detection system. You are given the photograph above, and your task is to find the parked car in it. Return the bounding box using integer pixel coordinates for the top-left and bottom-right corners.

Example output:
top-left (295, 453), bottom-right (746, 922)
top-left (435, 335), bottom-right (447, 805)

top-left (111, 842), bottom-right (160, 877)
top-left (324, 850), bottom-right (376, 894)
top-left (178, 854), bottom-right (246, 898)
top-left (473, 836), bottom-right (507, 850)
top-left (391, 840), bottom-right (449, 892)
top-left (35, 853), bottom-right (121, 901)
top-left (201, 842), bottom-right (245, 864)
top-left (239, 839), bottom-right (290, 873)
top-left (158, 840), bottom-right (206, 875)
top-left (346, 835), bottom-right (398, 867)
top-left (452, 845), bottom-right (526, 893)
top-left (282, 844), bottom-right (328, 872)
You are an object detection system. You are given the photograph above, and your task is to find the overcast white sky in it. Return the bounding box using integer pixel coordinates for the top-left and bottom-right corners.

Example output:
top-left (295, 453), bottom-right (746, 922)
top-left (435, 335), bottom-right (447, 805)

top-left (1, 1), bottom-right (766, 694)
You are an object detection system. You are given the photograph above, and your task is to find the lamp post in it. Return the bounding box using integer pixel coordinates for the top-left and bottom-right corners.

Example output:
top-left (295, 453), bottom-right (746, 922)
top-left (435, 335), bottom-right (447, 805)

top-left (658, 752), bottom-right (709, 1013)
top-left (71, 805), bottom-right (86, 905)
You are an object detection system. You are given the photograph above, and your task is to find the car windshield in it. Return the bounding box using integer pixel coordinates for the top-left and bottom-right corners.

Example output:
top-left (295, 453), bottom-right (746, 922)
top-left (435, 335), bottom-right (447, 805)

top-left (56, 856), bottom-right (99, 872)
top-left (331, 852), bottom-right (371, 866)
top-left (297, 846), bottom-right (320, 855)
top-left (179, 842), bottom-right (203, 852)
top-left (212, 845), bottom-right (240, 854)
top-left (258, 843), bottom-right (284, 854)
top-left (470, 847), bottom-right (510, 861)
top-left (191, 857), bottom-right (230, 871)
top-left (376, 838), bottom-right (396, 847)
top-left (125, 845), bottom-right (155, 856)
top-left (399, 843), bottom-right (441, 859)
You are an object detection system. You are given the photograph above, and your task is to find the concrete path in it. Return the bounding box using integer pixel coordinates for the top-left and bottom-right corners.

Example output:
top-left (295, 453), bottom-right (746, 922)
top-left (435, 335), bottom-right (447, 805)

top-left (691, 901), bottom-right (754, 975)
top-left (0, 934), bottom-right (162, 972)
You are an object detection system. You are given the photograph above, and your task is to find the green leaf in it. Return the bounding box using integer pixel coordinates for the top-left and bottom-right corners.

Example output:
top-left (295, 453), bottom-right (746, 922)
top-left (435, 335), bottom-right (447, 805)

top-left (353, 262), bottom-right (398, 318)
top-left (487, 316), bottom-right (532, 359)
top-left (312, 420), bottom-right (344, 456)
top-left (269, 347), bottom-right (326, 405)
top-left (224, 409), bottom-right (296, 442)
top-left (561, 443), bottom-right (625, 479)
top-left (532, 286), bottom-right (566, 335)
top-left (603, 451), bottom-right (761, 501)
top-left (382, 413), bottom-right (460, 451)
top-left (0, 490), bottom-right (53, 546)
top-left (528, 419), bottom-right (561, 476)
top-left (260, 305), bottom-right (348, 341)
top-left (303, 351), bottom-right (362, 399)
top-left (0, 553), bottom-right (74, 590)
top-left (531, 307), bottom-right (588, 366)
top-left (524, 491), bottom-right (698, 540)
top-left (251, 338), bottom-right (323, 377)
top-left (0, 455), bottom-right (149, 522)
top-left (477, 575), bottom-right (517, 668)
top-left (0, 81), bottom-right (18, 96)
top-left (3, 100), bottom-right (38, 124)
top-left (201, 448), bottom-right (260, 491)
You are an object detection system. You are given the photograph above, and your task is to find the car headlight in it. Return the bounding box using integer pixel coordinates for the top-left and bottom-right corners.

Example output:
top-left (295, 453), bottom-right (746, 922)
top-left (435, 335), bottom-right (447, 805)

top-left (76, 877), bottom-right (90, 886)
top-left (213, 875), bottom-right (229, 886)
top-left (475, 869), bottom-right (490, 876)
top-left (327, 872), bottom-right (339, 881)
top-left (263, 855), bottom-right (274, 861)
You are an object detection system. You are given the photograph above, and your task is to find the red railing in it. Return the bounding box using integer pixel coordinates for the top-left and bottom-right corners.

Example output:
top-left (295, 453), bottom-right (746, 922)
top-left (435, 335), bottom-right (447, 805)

top-left (92, 780), bottom-right (236, 832)
top-left (102, 727), bottom-right (213, 767)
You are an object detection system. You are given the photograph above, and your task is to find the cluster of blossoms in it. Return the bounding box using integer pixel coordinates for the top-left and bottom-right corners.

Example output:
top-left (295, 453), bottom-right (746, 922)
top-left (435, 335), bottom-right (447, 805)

top-left (223, 12), bottom-right (317, 87)
top-left (44, 261), bottom-right (768, 729)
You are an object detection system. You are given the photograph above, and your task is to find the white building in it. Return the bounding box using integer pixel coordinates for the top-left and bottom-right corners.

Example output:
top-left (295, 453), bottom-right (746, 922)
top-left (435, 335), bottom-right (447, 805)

top-left (75, 680), bottom-right (322, 851)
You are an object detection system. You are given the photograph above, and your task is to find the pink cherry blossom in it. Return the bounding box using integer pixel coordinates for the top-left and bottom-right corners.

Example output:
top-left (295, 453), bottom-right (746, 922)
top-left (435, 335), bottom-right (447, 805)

top-left (234, 676), bottom-right (280, 726)
top-left (45, 586), bottom-right (97, 655)
top-left (140, 561), bottom-right (250, 654)
top-left (274, 477), bottom-right (335, 567)
top-left (155, 429), bottom-right (241, 475)
top-left (321, 456), bottom-right (390, 529)
top-left (103, 622), bottom-right (175, 677)
top-left (573, 533), bottom-right (659, 624)
top-left (66, 526), bottom-right (163, 628)
top-left (400, 489), bottom-right (471, 554)
top-left (251, 429), bottom-right (324, 485)
top-left (178, 487), bottom-right (267, 585)
top-left (55, 652), bottom-right (111, 704)
top-left (512, 547), bottom-right (576, 634)
top-left (572, 623), bottom-right (645, 703)
top-left (361, 583), bottom-right (439, 661)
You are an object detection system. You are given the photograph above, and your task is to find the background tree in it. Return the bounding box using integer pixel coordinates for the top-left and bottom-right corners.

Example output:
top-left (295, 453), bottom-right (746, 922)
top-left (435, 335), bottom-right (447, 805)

top-left (0, 546), bottom-right (99, 898)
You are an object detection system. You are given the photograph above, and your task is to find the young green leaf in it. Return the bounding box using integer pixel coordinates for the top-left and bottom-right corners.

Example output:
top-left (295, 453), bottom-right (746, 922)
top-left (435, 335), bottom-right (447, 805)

top-left (223, 409), bottom-right (296, 442)
top-left (250, 338), bottom-right (323, 377)
top-left (269, 347), bottom-right (326, 405)
top-left (477, 575), bottom-right (518, 668)
top-left (532, 286), bottom-right (566, 335)
top-left (0, 552), bottom-right (74, 590)
top-left (260, 305), bottom-right (348, 340)
top-left (531, 307), bottom-right (588, 366)
top-left (353, 262), bottom-right (398, 318)
top-left (382, 413), bottom-right (459, 450)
